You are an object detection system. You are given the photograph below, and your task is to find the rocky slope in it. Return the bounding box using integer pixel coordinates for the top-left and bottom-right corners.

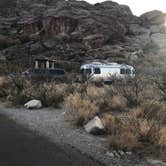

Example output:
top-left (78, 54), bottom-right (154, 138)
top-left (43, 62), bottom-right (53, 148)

top-left (0, 0), bottom-right (166, 68)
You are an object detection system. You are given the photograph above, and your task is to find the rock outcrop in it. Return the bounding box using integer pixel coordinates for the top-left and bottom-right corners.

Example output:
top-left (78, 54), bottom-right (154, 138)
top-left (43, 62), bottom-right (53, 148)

top-left (0, 0), bottom-right (166, 68)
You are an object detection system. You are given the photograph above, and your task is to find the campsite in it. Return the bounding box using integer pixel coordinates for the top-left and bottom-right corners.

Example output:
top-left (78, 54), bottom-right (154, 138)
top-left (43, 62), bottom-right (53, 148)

top-left (0, 0), bottom-right (166, 165)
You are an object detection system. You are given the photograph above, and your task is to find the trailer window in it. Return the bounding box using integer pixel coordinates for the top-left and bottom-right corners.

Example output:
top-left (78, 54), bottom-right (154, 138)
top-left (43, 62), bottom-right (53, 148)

top-left (94, 68), bottom-right (101, 74)
top-left (81, 69), bottom-right (84, 74)
top-left (126, 69), bottom-right (131, 74)
top-left (132, 69), bottom-right (136, 74)
top-left (85, 69), bottom-right (92, 75)
top-left (120, 68), bottom-right (126, 74)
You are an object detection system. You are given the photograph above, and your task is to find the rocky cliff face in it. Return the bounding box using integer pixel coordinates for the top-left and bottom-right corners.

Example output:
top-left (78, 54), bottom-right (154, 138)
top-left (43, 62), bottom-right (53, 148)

top-left (0, 0), bottom-right (166, 66)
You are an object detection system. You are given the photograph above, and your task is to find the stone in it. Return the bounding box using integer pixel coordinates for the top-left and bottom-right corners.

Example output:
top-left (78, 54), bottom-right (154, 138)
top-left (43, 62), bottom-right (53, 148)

top-left (150, 25), bottom-right (161, 33)
top-left (126, 151), bottom-right (132, 155)
top-left (141, 10), bottom-right (166, 25)
top-left (151, 33), bottom-right (166, 50)
top-left (118, 150), bottom-right (125, 156)
top-left (83, 34), bottom-right (105, 49)
top-left (106, 151), bottom-right (115, 158)
top-left (129, 24), bottom-right (150, 35)
top-left (24, 100), bottom-right (42, 109)
top-left (84, 116), bottom-right (105, 134)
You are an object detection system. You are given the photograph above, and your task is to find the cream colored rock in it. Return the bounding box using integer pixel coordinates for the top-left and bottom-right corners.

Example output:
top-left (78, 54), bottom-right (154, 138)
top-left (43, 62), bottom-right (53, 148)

top-left (84, 116), bottom-right (104, 134)
top-left (24, 100), bottom-right (42, 109)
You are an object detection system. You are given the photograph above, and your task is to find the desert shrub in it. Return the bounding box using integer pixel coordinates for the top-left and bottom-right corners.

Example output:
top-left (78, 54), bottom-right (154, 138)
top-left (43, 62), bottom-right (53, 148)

top-left (86, 85), bottom-right (106, 106)
top-left (137, 119), bottom-right (159, 144)
top-left (64, 93), bottom-right (99, 126)
top-left (87, 85), bottom-right (106, 100)
top-left (36, 83), bottom-right (67, 108)
top-left (109, 95), bottom-right (127, 111)
top-left (158, 127), bottom-right (166, 148)
top-left (8, 77), bottom-right (35, 105)
top-left (131, 100), bottom-right (165, 122)
top-left (109, 119), bottom-right (141, 151)
top-left (109, 130), bottom-right (140, 151)
top-left (0, 76), bottom-right (10, 98)
top-left (156, 126), bottom-right (166, 161)
top-left (101, 113), bottom-right (116, 132)
top-left (111, 74), bottom-right (150, 107)
top-left (138, 119), bottom-right (152, 142)
top-left (3, 100), bottom-right (13, 108)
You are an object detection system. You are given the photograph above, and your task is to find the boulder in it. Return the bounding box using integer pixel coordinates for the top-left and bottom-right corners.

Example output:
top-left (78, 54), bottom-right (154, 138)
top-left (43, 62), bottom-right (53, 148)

top-left (141, 10), bottom-right (166, 25)
top-left (151, 33), bottom-right (166, 50)
top-left (83, 34), bottom-right (105, 49)
top-left (129, 24), bottom-right (150, 35)
top-left (24, 100), bottom-right (42, 109)
top-left (84, 116), bottom-right (105, 134)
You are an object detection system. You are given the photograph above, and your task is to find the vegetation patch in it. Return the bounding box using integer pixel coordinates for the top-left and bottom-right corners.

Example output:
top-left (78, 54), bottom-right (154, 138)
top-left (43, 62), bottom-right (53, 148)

top-left (0, 70), bottom-right (166, 161)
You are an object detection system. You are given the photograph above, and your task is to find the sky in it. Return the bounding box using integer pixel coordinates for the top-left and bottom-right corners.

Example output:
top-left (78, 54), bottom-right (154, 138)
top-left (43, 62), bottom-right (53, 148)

top-left (86, 0), bottom-right (166, 16)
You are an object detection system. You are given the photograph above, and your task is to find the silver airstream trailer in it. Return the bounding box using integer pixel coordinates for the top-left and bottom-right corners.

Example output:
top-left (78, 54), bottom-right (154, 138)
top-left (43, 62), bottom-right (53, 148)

top-left (80, 62), bottom-right (135, 82)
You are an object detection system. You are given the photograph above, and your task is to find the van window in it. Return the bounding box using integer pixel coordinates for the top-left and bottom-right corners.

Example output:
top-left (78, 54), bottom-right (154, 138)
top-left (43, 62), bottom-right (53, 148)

top-left (120, 68), bottom-right (126, 74)
top-left (126, 69), bottom-right (131, 74)
top-left (94, 68), bottom-right (101, 74)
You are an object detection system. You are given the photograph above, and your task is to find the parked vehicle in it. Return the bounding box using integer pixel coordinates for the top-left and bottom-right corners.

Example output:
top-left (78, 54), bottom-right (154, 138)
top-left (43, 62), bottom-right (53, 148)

top-left (80, 61), bottom-right (135, 82)
top-left (20, 58), bottom-right (67, 81)
top-left (22, 68), bottom-right (66, 80)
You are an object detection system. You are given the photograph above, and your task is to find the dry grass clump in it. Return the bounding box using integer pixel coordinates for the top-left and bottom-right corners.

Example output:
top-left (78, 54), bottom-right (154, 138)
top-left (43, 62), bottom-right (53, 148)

top-left (108, 119), bottom-right (141, 151)
top-left (87, 85), bottom-right (106, 100)
top-left (158, 127), bottom-right (166, 149)
top-left (36, 82), bottom-right (67, 108)
top-left (64, 93), bottom-right (99, 126)
top-left (0, 76), bottom-right (11, 98)
top-left (109, 95), bottom-right (127, 111)
top-left (3, 100), bottom-right (13, 108)
top-left (131, 100), bottom-right (166, 123)
top-left (127, 100), bottom-right (166, 158)
top-left (101, 113), bottom-right (116, 130)
top-left (109, 130), bottom-right (140, 151)
top-left (138, 119), bottom-right (153, 142)
top-left (6, 78), bottom-right (36, 105)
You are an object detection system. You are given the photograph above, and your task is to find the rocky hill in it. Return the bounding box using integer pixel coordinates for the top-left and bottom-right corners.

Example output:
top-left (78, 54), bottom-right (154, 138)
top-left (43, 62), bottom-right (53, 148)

top-left (0, 0), bottom-right (166, 68)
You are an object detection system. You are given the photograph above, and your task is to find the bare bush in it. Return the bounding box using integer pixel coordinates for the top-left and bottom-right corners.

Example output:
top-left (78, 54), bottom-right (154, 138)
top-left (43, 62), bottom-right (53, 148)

top-left (111, 75), bottom-right (148, 107)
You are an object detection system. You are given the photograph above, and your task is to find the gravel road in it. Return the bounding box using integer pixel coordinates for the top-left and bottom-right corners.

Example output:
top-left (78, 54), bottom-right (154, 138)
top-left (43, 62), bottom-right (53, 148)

top-left (0, 115), bottom-right (102, 166)
top-left (0, 104), bottom-right (165, 166)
